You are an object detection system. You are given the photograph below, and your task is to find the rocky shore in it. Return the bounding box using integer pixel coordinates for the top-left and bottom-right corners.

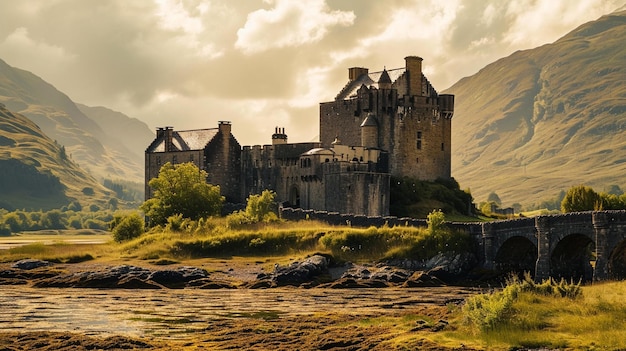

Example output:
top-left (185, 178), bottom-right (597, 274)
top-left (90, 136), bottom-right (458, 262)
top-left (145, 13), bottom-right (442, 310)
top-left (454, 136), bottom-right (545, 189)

top-left (0, 252), bottom-right (477, 289)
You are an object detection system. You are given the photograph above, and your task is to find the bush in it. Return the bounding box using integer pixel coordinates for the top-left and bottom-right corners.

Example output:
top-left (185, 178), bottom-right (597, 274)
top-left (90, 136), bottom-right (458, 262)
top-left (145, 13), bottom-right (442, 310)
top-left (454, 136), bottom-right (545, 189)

top-left (463, 273), bottom-right (582, 332)
top-left (226, 190), bottom-right (279, 228)
top-left (112, 213), bottom-right (145, 242)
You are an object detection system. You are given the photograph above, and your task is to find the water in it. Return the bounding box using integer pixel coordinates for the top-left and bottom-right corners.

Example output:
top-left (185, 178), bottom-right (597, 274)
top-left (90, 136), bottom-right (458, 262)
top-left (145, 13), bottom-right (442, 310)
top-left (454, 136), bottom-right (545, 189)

top-left (0, 287), bottom-right (475, 340)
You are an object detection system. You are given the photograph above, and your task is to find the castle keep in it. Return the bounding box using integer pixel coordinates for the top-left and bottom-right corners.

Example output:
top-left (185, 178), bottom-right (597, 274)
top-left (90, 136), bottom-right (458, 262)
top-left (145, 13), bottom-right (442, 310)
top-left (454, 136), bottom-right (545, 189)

top-left (145, 56), bottom-right (454, 216)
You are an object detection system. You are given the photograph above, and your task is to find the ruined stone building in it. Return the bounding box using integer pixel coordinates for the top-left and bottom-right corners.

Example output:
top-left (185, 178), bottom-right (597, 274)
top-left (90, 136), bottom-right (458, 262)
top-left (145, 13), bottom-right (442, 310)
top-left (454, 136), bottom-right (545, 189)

top-left (145, 56), bottom-right (454, 216)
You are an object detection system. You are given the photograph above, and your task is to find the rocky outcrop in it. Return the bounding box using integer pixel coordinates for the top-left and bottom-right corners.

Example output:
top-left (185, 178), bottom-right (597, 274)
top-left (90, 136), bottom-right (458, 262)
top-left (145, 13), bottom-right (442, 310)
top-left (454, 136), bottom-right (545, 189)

top-left (12, 259), bottom-right (52, 270)
top-left (1, 251), bottom-right (477, 289)
top-left (245, 255), bottom-right (330, 288)
top-left (27, 265), bottom-right (236, 289)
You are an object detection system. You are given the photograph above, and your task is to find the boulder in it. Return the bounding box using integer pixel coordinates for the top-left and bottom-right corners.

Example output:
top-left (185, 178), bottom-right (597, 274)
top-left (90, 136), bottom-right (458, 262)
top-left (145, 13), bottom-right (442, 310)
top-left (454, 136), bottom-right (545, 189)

top-left (271, 255), bottom-right (329, 287)
top-left (12, 259), bottom-right (51, 270)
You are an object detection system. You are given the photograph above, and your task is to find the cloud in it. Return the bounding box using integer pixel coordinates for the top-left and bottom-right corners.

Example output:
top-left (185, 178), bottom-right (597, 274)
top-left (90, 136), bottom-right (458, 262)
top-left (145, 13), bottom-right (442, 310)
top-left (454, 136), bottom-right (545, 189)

top-left (0, 0), bottom-right (623, 147)
top-left (235, 0), bottom-right (355, 54)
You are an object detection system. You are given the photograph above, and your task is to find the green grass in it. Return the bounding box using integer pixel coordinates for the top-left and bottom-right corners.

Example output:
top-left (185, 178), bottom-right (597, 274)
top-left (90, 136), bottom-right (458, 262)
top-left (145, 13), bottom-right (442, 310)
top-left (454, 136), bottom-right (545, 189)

top-left (117, 219), bottom-right (472, 263)
top-left (439, 279), bottom-right (626, 350)
top-left (0, 231), bottom-right (113, 263)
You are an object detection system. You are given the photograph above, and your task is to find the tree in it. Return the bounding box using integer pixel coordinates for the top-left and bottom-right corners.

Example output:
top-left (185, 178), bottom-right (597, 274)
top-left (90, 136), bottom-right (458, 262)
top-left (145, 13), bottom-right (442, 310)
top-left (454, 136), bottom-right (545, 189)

top-left (244, 190), bottom-right (277, 222)
top-left (561, 185), bottom-right (601, 213)
top-left (141, 162), bottom-right (224, 226)
top-left (487, 192), bottom-right (502, 206)
top-left (112, 212), bottom-right (144, 242)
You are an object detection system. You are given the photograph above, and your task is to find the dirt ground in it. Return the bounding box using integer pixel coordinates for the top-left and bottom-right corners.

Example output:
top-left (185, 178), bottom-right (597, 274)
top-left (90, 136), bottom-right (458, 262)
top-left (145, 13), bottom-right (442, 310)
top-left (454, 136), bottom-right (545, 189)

top-left (0, 308), bottom-right (474, 351)
top-left (0, 258), bottom-right (480, 350)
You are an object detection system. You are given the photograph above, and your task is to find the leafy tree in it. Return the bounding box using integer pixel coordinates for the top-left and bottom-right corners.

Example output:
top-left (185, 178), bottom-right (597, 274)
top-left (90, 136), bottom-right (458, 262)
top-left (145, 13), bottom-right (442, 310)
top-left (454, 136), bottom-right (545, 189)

top-left (244, 190), bottom-right (278, 222)
top-left (487, 192), bottom-right (502, 206)
top-left (40, 209), bottom-right (67, 229)
top-left (561, 185), bottom-right (601, 213)
top-left (141, 162), bottom-right (224, 226)
top-left (226, 190), bottom-right (278, 227)
top-left (606, 184), bottom-right (624, 196)
top-left (3, 212), bottom-right (23, 232)
top-left (111, 212), bottom-right (144, 242)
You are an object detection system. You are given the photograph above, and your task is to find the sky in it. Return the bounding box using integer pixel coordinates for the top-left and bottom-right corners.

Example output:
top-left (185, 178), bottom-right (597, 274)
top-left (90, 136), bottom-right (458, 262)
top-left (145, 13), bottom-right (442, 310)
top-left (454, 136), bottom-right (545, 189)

top-left (0, 0), bottom-right (624, 146)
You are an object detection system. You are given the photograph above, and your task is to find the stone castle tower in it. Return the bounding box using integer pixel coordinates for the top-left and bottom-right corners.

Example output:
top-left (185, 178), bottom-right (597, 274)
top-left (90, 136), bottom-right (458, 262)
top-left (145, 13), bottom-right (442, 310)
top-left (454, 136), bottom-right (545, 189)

top-left (319, 56), bottom-right (454, 180)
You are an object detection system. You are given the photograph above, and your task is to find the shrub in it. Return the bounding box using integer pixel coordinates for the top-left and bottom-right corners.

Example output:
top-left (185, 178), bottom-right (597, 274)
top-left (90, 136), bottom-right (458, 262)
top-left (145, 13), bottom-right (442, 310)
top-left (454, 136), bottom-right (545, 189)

top-left (463, 273), bottom-right (582, 332)
top-left (427, 209), bottom-right (445, 235)
top-left (226, 190), bottom-right (279, 228)
top-left (112, 213), bottom-right (145, 242)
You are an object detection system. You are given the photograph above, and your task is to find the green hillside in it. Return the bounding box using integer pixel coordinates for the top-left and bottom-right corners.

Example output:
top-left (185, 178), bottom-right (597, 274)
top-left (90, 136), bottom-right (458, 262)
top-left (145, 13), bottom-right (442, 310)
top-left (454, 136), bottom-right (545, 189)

top-left (446, 9), bottom-right (626, 207)
top-left (0, 58), bottom-right (151, 184)
top-left (0, 104), bottom-right (112, 210)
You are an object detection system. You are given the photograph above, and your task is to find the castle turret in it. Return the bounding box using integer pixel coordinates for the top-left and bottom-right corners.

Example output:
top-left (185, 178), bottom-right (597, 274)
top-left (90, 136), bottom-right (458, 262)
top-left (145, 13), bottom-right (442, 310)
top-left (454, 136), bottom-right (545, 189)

top-left (360, 113), bottom-right (378, 149)
top-left (378, 68), bottom-right (392, 90)
top-left (405, 56), bottom-right (423, 96)
top-left (272, 127), bottom-right (288, 145)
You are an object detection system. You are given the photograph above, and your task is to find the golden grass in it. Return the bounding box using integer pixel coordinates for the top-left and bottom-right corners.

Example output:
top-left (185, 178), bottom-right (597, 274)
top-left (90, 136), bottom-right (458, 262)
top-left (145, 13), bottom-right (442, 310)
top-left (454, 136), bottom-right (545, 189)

top-left (0, 231), bottom-right (115, 262)
top-left (439, 281), bottom-right (626, 350)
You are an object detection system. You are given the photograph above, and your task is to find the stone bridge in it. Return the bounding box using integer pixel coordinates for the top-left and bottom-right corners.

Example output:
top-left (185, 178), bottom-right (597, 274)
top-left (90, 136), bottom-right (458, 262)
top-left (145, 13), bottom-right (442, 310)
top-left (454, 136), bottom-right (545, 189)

top-left (458, 210), bottom-right (626, 282)
top-left (280, 207), bottom-right (626, 281)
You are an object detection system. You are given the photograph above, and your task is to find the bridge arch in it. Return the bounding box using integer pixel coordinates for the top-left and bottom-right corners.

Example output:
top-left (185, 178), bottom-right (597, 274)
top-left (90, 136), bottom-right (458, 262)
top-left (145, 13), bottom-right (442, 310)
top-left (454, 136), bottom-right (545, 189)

top-left (550, 233), bottom-right (595, 282)
top-left (608, 239), bottom-right (626, 279)
top-left (493, 236), bottom-right (537, 276)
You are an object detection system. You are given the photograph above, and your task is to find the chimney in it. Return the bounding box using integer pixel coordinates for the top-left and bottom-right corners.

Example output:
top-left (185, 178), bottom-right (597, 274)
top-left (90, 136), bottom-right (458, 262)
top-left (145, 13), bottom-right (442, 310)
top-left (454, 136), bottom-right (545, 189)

top-left (348, 67), bottom-right (369, 81)
top-left (164, 127), bottom-right (174, 151)
top-left (272, 127), bottom-right (288, 145)
top-left (218, 121), bottom-right (231, 136)
top-left (405, 56), bottom-right (423, 96)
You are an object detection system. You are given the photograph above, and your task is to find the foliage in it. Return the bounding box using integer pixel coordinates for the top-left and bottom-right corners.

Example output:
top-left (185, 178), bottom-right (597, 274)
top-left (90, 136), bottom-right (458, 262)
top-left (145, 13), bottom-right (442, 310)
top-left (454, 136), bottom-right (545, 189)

top-left (111, 212), bottom-right (145, 243)
top-left (463, 280), bottom-right (520, 331)
top-left (0, 209), bottom-right (114, 232)
top-left (226, 190), bottom-right (279, 228)
top-left (463, 273), bottom-right (582, 332)
top-left (427, 209), bottom-right (445, 235)
top-left (141, 162), bottom-right (224, 227)
top-left (561, 185), bottom-right (601, 212)
top-left (487, 192), bottom-right (502, 205)
top-left (390, 176), bottom-right (475, 218)
top-left (103, 178), bottom-right (144, 203)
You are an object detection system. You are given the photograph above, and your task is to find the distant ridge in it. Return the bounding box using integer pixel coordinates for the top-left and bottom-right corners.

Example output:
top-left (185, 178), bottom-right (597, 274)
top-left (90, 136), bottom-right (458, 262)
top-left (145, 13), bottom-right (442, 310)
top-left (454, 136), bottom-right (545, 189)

top-left (445, 9), bottom-right (626, 206)
top-left (0, 104), bottom-right (111, 210)
top-left (0, 58), bottom-right (153, 184)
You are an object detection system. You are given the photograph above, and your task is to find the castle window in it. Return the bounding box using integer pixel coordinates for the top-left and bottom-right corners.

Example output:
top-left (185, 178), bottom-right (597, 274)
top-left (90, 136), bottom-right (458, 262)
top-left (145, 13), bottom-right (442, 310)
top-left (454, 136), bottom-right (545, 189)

top-left (416, 131), bottom-right (422, 150)
top-left (190, 154), bottom-right (194, 162)
top-left (441, 143), bottom-right (444, 151)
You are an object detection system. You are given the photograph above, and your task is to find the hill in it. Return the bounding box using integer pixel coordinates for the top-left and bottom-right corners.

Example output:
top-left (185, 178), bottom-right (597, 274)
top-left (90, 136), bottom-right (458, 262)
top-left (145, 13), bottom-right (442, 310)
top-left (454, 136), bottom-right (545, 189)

top-left (0, 104), bottom-right (112, 210)
top-left (0, 58), bottom-right (152, 185)
top-left (446, 9), bottom-right (626, 207)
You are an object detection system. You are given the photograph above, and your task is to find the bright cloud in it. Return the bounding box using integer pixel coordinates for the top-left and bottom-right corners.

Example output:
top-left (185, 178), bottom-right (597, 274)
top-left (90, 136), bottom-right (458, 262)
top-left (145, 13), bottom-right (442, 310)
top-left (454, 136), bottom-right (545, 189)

top-left (0, 0), bottom-right (623, 146)
top-left (235, 0), bottom-right (355, 54)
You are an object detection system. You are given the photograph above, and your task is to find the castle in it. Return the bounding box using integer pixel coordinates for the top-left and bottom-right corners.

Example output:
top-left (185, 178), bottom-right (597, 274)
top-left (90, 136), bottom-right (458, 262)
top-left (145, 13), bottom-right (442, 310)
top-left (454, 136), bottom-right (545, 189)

top-left (145, 56), bottom-right (454, 216)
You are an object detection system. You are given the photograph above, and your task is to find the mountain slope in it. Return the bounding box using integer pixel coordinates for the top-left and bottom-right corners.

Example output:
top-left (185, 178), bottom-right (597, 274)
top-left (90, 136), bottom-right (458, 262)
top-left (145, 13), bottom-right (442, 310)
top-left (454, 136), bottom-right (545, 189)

top-left (0, 58), bottom-right (150, 183)
top-left (77, 104), bottom-right (154, 163)
top-left (0, 104), bottom-right (111, 210)
top-left (446, 9), bottom-right (626, 207)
